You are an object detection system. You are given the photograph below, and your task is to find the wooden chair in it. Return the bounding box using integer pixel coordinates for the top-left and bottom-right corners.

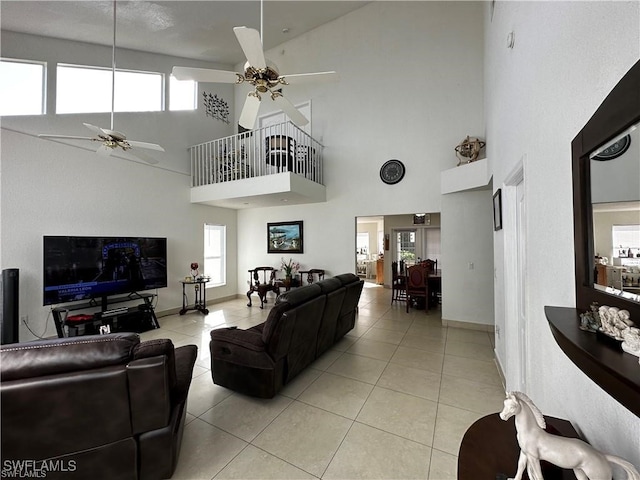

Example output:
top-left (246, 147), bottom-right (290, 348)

top-left (298, 269), bottom-right (325, 285)
top-left (406, 263), bottom-right (430, 313)
top-left (246, 267), bottom-right (278, 308)
top-left (265, 135), bottom-right (296, 172)
top-left (391, 260), bottom-right (407, 304)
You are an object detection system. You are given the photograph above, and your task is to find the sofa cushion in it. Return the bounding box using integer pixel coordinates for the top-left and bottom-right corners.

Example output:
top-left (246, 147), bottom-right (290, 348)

top-left (0, 333), bottom-right (139, 382)
top-left (264, 284), bottom-right (322, 344)
top-left (315, 278), bottom-right (347, 356)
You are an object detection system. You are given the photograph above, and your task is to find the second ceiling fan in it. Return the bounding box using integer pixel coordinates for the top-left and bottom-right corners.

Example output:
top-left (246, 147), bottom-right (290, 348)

top-left (173, 6), bottom-right (338, 130)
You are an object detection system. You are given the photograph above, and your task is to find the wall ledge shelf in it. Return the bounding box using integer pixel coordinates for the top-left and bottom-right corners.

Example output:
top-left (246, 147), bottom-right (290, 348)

top-left (545, 305), bottom-right (640, 418)
top-left (440, 158), bottom-right (492, 194)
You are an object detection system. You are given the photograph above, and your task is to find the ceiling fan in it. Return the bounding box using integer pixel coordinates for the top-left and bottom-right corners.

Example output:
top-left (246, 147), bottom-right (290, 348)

top-left (38, 1), bottom-right (164, 164)
top-left (172, 2), bottom-right (338, 130)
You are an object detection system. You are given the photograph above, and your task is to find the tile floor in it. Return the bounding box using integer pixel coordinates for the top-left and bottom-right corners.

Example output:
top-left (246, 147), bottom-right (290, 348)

top-left (140, 282), bottom-right (504, 480)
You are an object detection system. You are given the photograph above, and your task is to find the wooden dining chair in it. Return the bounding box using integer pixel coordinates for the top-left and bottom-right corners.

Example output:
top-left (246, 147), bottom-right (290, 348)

top-left (406, 263), bottom-right (429, 313)
top-left (391, 260), bottom-right (407, 304)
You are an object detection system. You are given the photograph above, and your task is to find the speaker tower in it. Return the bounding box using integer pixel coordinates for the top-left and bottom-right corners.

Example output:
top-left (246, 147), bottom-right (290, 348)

top-left (1, 268), bottom-right (19, 344)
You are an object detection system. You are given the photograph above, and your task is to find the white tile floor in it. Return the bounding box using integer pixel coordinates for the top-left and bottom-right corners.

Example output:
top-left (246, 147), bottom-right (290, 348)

top-left (140, 282), bottom-right (504, 480)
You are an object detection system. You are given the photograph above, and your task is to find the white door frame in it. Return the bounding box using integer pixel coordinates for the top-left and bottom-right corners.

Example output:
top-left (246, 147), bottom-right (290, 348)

top-left (503, 157), bottom-right (527, 391)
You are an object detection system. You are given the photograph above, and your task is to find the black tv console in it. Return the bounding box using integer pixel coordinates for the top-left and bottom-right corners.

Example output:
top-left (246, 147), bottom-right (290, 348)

top-left (52, 293), bottom-right (160, 338)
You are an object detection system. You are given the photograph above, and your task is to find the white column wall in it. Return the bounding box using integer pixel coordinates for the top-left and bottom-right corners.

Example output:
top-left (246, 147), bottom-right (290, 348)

top-left (485, 0), bottom-right (640, 468)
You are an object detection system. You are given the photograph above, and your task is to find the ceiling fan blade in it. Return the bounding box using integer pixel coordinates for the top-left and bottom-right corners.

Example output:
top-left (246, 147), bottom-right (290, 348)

top-left (127, 148), bottom-right (160, 165)
top-left (271, 93), bottom-right (309, 127)
top-left (278, 71), bottom-right (339, 85)
top-left (233, 26), bottom-right (266, 69)
top-left (127, 140), bottom-right (165, 152)
top-left (83, 123), bottom-right (107, 136)
top-left (38, 134), bottom-right (94, 141)
top-left (172, 66), bottom-right (240, 84)
top-left (238, 93), bottom-right (261, 130)
top-left (96, 144), bottom-right (113, 157)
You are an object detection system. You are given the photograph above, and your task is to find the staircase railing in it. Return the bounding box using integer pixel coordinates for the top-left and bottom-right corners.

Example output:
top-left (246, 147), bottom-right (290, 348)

top-left (189, 121), bottom-right (324, 187)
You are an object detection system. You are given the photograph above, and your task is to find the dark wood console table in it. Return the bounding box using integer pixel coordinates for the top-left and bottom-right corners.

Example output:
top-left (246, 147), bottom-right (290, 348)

top-left (545, 306), bottom-right (640, 418)
top-left (458, 413), bottom-right (581, 480)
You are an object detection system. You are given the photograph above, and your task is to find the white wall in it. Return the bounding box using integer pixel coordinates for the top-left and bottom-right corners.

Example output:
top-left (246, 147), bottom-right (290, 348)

top-left (1, 32), bottom-right (239, 340)
top-left (441, 188), bottom-right (494, 327)
top-left (486, 0), bottom-right (640, 469)
top-left (235, 2), bottom-right (485, 298)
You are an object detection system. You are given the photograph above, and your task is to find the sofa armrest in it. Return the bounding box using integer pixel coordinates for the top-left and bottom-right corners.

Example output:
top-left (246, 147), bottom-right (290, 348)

top-left (133, 338), bottom-right (177, 389)
top-left (172, 345), bottom-right (198, 404)
top-left (210, 327), bottom-right (266, 352)
top-left (0, 333), bottom-right (139, 382)
top-left (127, 355), bottom-right (171, 434)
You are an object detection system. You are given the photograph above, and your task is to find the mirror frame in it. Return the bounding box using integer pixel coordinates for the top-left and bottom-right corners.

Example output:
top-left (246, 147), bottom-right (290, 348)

top-left (573, 59), bottom-right (640, 320)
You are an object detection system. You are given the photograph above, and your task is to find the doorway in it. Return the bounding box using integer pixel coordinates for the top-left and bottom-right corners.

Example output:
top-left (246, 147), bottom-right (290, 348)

top-left (503, 161), bottom-right (527, 391)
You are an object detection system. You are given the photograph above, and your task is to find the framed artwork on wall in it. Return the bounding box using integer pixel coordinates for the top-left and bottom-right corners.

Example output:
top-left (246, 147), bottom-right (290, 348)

top-left (493, 189), bottom-right (503, 231)
top-left (267, 221), bottom-right (304, 254)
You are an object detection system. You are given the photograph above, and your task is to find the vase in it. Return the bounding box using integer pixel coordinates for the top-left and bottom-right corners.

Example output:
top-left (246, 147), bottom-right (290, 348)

top-left (284, 275), bottom-right (292, 287)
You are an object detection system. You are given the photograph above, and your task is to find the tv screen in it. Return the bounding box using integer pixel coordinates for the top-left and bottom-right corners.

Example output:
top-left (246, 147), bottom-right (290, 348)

top-left (43, 236), bottom-right (168, 306)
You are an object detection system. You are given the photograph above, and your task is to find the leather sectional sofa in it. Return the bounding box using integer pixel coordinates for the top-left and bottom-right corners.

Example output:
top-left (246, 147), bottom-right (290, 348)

top-left (0, 333), bottom-right (197, 480)
top-left (210, 273), bottom-right (364, 398)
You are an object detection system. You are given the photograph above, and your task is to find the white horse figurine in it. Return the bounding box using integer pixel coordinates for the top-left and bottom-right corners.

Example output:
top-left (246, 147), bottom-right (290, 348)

top-left (499, 391), bottom-right (640, 480)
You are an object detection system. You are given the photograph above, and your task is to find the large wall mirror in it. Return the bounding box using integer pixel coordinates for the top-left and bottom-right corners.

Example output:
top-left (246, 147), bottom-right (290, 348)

top-left (573, 59), bottom-right (640, 321)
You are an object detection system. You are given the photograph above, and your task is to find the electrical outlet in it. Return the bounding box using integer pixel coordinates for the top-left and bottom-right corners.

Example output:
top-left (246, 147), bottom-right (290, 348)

top-left (20, 315), bottom-right (28, 325)
top-left (495, 325), bottom-right (501, 338)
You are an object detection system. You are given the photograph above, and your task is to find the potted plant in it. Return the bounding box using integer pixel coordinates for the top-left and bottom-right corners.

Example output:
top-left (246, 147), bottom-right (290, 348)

top-left (281, 258), bottom-right (300, 286)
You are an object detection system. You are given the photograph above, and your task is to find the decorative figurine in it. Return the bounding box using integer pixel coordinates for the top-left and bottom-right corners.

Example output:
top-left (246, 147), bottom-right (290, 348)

top-left (621, 327), bottom-right (640, 359)
top-left (579, 302), bottom-right (601, 332)
top-left (598, 306), bottom-right (632, 340)
top-left (455, 135), bottom-right (486, 166)
top-left (499, 391), bottom-right (640, 480)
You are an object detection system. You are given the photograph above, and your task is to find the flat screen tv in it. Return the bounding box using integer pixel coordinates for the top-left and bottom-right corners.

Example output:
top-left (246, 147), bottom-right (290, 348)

top-left (43, 236), bottom-right (168, 306)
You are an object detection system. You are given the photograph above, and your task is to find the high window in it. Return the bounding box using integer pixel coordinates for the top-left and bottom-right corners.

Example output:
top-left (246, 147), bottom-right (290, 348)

top-left (0, 58), bottom-right (46, 116)
top-left (204, 224), bottom-right (226, 287)
top-left (169, 75), bottom-right (197, 111)
top-left (56, 64), bottom-right (163, 114)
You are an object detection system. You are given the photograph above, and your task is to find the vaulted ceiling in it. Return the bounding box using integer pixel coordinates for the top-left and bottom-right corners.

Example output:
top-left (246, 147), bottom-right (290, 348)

top-left (0, 1), bottom-right (369, 65)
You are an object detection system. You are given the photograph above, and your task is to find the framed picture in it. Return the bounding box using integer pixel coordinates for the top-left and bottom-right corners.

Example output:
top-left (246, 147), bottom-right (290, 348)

top-left (267, 221), bottom-right (304, 254)
top-left (493, 189), bottom-right (503, 231)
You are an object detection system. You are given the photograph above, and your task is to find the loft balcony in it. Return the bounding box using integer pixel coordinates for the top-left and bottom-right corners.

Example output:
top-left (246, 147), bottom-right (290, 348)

top-left (189, 122), bottom-right (326, 209)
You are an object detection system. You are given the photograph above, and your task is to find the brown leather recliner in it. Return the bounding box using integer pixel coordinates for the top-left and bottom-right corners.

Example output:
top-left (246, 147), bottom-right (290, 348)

top-left (0, 333), bottom-right (197, 480)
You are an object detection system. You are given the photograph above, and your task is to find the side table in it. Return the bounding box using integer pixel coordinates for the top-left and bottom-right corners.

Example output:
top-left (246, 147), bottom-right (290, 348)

top-left (179, 279), bottom-right (209, 315)
top-left (458, 413), bottom-right (580, 479)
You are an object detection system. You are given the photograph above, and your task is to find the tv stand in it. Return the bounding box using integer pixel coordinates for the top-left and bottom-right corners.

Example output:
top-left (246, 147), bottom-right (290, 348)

top-left (52, 292), bottom-right (159, 338)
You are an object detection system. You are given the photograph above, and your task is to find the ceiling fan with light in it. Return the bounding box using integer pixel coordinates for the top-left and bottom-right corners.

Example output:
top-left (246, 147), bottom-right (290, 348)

top-left (172, 1), bottom-right (338, 130)
top-left (38, 1), bottom-right (164, 164)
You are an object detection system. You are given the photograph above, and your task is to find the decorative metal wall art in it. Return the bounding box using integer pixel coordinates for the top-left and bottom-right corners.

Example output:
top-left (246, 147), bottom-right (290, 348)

top-left (203, 92), bottom-right (230, 124)
top-left (455, 135), bottom-right (486, 165)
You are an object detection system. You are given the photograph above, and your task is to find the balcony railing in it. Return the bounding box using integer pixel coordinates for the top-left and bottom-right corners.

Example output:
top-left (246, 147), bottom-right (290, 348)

top-left (190, 122), bottom-right (324, 187)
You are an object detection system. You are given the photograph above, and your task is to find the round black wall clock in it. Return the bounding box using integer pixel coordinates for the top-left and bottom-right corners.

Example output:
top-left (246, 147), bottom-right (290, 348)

top-left (592, 134), bottom-right (631, 161)
top-left (380, 159), bottom-right (406, 185)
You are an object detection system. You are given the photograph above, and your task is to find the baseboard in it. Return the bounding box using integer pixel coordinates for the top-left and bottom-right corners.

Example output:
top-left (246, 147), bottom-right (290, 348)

top-left (494, 355), bottom-right (506, 391)
top-left (441, 318), bottom-right (494, 332)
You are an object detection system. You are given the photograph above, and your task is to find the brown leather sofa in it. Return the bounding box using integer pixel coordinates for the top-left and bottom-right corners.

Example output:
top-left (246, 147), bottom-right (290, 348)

top-left (210, 273), bottom-right (364, 398)
top-left (0, 333), bottom-right (197, 480)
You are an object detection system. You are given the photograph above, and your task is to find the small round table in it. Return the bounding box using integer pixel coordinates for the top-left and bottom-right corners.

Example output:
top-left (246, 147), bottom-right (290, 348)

top-left (179, 279), bottom-right (209, 315)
